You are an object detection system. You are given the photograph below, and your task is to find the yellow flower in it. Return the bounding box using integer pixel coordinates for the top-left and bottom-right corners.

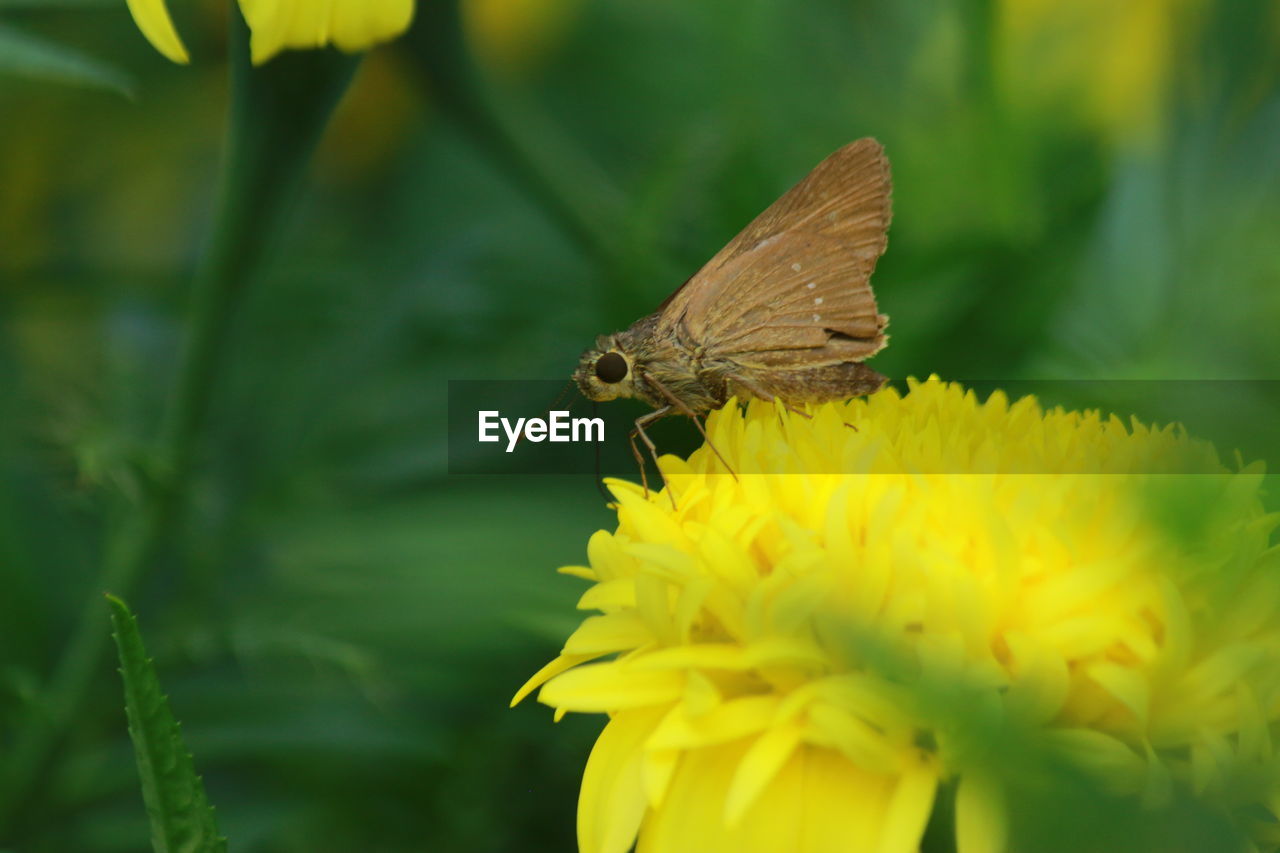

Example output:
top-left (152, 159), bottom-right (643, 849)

top-left (995, 0), bottom-right (1199, 146)
top-left (125, 0), bottom-right (414, 65)
top-left (462, 0), bottom-right (584, 74)
top-left (515, 379), bottom-right (1280, 853)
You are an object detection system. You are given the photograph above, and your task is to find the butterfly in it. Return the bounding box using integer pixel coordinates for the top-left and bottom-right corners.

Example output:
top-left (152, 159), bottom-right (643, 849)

top-left (573, 138), bottom-right (892, 495)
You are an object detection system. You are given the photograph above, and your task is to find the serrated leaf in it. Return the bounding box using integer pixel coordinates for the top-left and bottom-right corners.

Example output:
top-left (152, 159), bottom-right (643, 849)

top-left (0, 23), bottom-right (134, 96)
top-left (107, 594), bottom-right (227, 853)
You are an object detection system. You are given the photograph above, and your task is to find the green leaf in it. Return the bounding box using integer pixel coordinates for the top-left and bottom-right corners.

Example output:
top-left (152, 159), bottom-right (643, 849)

top-left (0, 22), bottom-right (134, 96)
top-left (0, 0), bottom-right (120, 7)
top-left (107, 594), bottom-right (227, 853)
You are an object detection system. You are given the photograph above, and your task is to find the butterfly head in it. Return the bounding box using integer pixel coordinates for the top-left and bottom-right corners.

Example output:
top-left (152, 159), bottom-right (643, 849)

top-left (574, 336), bottom-right (638, 402)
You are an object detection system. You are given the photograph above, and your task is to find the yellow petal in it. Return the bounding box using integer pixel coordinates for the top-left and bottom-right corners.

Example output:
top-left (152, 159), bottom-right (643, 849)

top-left (562, 613), bottom-right (650, 655)
top-left (681, 670), bottom-right (722, 717)
top-left (614, 485), bottom-right (686, 546)
top-left (955, 772), bottom-right (1008, 853)
top-left (627, 637), bottom-right (827, 673)
top-left (646, 742), bottom-right (905, 853)
top-left (125, 0), bottom-right (190, 64)
top-left (1046, 728), bottom-right (1145, 794)
top-left (633, 747), bottom-right (721, 853)
top-left (724, 724), bottom-right (801, 826)
top-left (805, 701), bottom-right (902, 774)
top-left (647, 695), bottom-right (778, 750)
top-left (558, 564), bottom-right (597, 581)
top-left (876, 756), bottom-right (938, 853)
top-left (1234, 681), bottom-right (1272, 762)
top-left (802, 747), bottom-right (907, 852)
top-left (642, 746), bottom-right (679, 808)
top-left (1085, 661), bottom-right (1150, 726)
top-left (539, 662), bottom-right (684, 712)
top-left (510, 653), bottom-right (597, 707)
top-left (579, 710), bottom-right (664, 853)
top-left (1002, 633), bottom-right (1069, 724)
top-left (238, 0), bottom-right (415, 65)
top-left (1139, 742), bottom-right (1172, 809)
top-left (628, 643), bottom-right (745, 672)
top-left (577, 578), bottom-right (635, 611)
top-left (587, 528), bottom-right (632, 583)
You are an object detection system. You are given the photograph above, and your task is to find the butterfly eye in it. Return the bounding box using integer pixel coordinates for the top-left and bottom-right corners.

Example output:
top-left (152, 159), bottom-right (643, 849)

top-left (594, 352), bottom-right (628, 383)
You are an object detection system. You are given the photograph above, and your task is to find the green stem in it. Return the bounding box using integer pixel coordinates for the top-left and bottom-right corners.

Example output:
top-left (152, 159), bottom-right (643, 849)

top-left (402, 0), bottom-right (645, 300)
top-left (0, 14), bottom-right (356, 839)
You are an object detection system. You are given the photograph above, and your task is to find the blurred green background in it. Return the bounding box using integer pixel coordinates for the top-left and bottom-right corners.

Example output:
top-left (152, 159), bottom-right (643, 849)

top-left (2, 0), bottom-right (1279, 850)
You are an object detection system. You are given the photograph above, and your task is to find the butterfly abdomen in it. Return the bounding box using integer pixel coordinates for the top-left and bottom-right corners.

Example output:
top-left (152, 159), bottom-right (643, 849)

top-left (727, 361), bottom-right (886, 404)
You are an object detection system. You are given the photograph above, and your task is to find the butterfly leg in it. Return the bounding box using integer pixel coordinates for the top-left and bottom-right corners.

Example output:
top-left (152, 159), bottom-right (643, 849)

top-left (630, 405), bottom-right (674, 505)
top-left (642, 375), bottom-right (738, 481)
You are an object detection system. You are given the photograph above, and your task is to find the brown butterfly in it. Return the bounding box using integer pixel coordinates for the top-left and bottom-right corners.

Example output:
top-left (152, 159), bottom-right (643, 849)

top-left (574, 137), bottom-right (892, 494)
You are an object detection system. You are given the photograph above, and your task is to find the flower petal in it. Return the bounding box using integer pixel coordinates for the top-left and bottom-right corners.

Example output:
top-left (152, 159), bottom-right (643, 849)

top-left (238, 0), bottom-right (415, 65)
top-left (562, 613), bottom-right (650, 655)
top-left (876, 755), bottom-right (939, 853)
top-left (648, 695), bottom-right (779, 750)
top-left (955, 772), bottom-right (1008, 853)
top-left (125, 0), bottom-right (190, 64)
top-left (580, 710), bottom-right (665, 853)
top-left (540, 662), bottom-right (684, 712)
top-left (641, 741), bottom-right (907, 853)
top-left (510, 653), bottom-right (597, 707)
top-left (725, 724), bottom-right (802, 826)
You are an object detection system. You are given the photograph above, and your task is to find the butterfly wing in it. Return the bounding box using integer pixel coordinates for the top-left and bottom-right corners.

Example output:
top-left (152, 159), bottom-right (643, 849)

top-left (658, 138), bottom-right (891, 365)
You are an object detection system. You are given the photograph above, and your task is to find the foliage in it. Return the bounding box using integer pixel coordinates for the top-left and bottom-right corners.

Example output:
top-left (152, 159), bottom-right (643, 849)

top-left (107, 594), bottom-right (226, 853)
top-left (0, 21), bottom-right (132, 94)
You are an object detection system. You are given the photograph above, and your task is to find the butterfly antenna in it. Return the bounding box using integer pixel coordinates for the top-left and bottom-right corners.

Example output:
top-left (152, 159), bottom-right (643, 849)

top-left (550, 378), bottom-right (577, 412)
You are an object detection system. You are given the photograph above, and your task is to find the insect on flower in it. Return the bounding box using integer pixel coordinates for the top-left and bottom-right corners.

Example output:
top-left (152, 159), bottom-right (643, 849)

top-left (574, 138), bottom-right (892, 496)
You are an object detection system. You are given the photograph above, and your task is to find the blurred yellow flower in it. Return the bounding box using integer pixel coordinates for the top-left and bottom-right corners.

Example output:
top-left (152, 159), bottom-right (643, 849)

top-left (462, 0), bottom-right (583, 74)
top-left (996, 0), bottom-right (1198, 145)
top-left (515, 379), bottom-right (1280, 852)
top-left (125, 0), bottom-right (414, 65)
